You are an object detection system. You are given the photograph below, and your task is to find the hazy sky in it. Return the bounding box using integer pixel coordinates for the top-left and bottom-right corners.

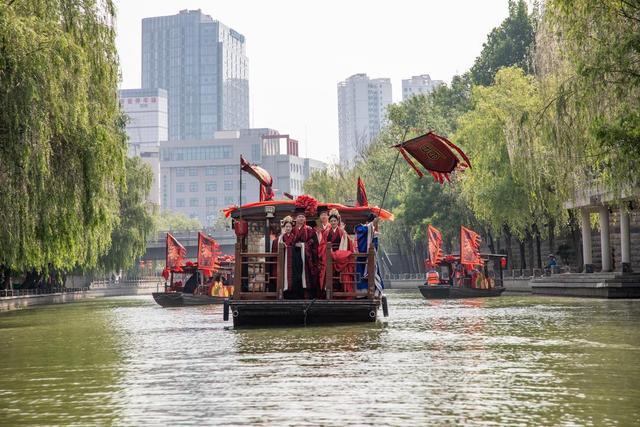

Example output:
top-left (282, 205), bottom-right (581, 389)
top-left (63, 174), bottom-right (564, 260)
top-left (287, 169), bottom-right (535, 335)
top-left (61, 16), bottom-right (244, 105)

top-left (115, 0), bottom-right (510, 163)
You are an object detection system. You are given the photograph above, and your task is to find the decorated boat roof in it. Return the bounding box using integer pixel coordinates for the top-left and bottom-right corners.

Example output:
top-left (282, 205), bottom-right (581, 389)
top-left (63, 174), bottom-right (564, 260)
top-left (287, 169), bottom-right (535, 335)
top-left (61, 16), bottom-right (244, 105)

top-left (223, 199), bottom-right (394, 224)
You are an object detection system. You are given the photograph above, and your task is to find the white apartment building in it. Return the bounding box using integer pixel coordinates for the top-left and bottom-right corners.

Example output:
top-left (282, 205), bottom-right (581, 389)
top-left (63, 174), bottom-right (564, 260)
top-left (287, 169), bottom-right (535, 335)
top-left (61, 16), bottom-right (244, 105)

top-left (402, 74), bottom-right (444, 101)
top-left (338, 74), bottom-right (392, 165)
top-left (119, 88), bottom-right (168, 206)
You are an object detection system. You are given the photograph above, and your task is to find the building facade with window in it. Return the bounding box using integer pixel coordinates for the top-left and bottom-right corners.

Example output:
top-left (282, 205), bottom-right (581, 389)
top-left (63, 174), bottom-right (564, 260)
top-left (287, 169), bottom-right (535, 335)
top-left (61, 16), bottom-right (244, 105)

top-left (142, 9), bottom-right (249, 141)
top-left (337, 73), bottom-right (392, 165)
top-left (401, 74), bottom-right (444, 101)
top-left (160, 129), bottom-right (326, 225)
top-left (119, 88), bottom-right (169, 207)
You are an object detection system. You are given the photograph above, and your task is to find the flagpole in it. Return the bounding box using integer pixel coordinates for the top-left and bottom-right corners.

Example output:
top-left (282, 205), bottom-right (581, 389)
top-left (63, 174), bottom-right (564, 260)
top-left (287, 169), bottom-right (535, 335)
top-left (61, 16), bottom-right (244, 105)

top-left (239, 156), bottom-right (243, 221)
top-left (378, 128), bottom-right (408, 216)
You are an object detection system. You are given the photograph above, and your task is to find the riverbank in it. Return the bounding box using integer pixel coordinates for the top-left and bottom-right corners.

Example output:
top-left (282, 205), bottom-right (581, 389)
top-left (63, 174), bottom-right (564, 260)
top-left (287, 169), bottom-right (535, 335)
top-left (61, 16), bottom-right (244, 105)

top-left (0, 279), bottom-right (159, 312)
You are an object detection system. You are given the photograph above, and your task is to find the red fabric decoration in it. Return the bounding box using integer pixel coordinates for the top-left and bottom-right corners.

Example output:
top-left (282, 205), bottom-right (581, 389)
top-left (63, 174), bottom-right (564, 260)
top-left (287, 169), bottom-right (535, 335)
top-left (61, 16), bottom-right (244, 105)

top-left (162, 267), bottom-right (170, 280)
top-left (198, 232), bottom-right (221, 275)
top-left (394, 131), bottom-right (471, 183)
top-left (260, 184), bottom-right (275, 202)
top-left (166, 233), bottom-right (187, 270)
top-left (356, 177), bottom-right (368, 207)
top-left (294, 194), bottom-right (318, 216)
top-left (223, 200), bottom-right (394, 221)
top-left (460, 225), bottom-right (483, 267)
top-left (241, 155), bottom-right (274, 201)
top-left (331, 250), bottom-right (355, 293)
top-left (427, 225), bottom-right (444, 265)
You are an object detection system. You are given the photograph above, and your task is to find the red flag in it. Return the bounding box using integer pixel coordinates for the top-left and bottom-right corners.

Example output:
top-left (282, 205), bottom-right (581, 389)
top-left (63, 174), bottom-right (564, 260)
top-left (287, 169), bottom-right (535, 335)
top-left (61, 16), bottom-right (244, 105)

top-left (460, 226), bottom-right (483, 267)
top-left (166, 233), bottom-right (187, 270)
top-left (356, 177), bottom-right (368, 207)
top-left (260, 184), bottom-right (275, 202)
top-left (393, 131), bottom-right (471, 183)
top-left (241, 155), bottom-right (274, 201)
top-left (198, 232), bottom-right (221, 275)
top-left (427, 225), bottom-right (443, 265)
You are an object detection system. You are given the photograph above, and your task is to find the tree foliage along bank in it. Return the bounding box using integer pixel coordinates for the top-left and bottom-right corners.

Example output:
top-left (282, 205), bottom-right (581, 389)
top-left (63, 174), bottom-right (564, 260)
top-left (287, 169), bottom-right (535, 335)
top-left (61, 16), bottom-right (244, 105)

top-left (0, 1), bottom-right (153, 280)
top-left (304, 0), bottom-right (639, 271)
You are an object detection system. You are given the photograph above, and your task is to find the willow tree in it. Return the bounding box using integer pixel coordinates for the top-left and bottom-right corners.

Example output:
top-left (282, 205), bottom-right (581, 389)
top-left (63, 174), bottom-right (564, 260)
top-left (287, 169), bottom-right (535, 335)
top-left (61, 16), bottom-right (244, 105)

top-left (0, 1), bottom-right (126, 273)
top-left (536, 0), bottom-right (640, 195)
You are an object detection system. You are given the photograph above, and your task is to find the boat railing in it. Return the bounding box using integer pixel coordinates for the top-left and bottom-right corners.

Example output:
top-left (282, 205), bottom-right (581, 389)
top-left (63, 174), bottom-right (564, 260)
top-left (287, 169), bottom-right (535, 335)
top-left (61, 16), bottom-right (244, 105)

top-left (325, 245), bottom-right (377, 300)
top-left (231, 243), bottom-right (378, 301)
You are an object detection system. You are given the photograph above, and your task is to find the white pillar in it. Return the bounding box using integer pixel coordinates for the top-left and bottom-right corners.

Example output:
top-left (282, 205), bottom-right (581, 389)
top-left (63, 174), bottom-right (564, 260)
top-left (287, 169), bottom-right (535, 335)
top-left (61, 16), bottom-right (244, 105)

top-left (620, 206), bottom-right (631, 270)
top-left (580, 208), bottom-right (593, 271)
top-left (598, 205), bottom-right (611, 272)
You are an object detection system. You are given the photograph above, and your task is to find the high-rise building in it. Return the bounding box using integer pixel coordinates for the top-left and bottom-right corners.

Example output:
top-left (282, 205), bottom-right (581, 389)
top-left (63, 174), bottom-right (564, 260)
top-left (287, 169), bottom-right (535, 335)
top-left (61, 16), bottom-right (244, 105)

top-left (337, 73), bottom-right (392, 164)
top-left (142, 9), bottom-right (249, 141)
top-left (119, 88), bottom-right (169, 206)
top-left (402, 74), bottom-right (444, 101)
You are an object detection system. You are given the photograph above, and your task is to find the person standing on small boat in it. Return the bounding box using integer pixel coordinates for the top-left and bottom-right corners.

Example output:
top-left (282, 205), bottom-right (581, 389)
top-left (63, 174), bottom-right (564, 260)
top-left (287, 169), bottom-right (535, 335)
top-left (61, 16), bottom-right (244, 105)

top-left (292, 207), bottom-right (319, 299)
top-left (272, 216), bottom-right (296, 297)
top-left (315, 206), bottom-right (331, 293)
top-left (323, 209), bottom-right (354, 292)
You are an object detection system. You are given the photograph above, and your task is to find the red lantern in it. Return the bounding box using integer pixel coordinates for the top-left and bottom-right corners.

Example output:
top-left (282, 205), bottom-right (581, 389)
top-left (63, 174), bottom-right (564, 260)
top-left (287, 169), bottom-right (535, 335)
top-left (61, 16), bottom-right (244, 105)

top-left (500, 257), bottom-right (507, 269)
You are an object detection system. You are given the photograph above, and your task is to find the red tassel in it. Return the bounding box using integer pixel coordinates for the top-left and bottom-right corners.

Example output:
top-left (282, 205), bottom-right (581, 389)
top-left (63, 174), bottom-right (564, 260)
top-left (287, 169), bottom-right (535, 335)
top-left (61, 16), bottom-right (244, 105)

top-left (398, 147), bottom-right (424, 178)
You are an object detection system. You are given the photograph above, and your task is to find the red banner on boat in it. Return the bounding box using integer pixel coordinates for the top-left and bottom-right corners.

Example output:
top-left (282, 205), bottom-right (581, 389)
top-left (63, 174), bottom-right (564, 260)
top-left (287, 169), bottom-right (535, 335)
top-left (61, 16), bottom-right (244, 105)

top-left (393, 131), bottom-right (471, 183)
top-left (198, 232), bottom-right (221, 275)
top-left (427, 225), bottom-right (443, 265)
top-left (460, 226), bottom-right (483, 267)
top-left (356, 176), bottom-right (368, 207)
top-left (166, 233), bottom-right (187, 270)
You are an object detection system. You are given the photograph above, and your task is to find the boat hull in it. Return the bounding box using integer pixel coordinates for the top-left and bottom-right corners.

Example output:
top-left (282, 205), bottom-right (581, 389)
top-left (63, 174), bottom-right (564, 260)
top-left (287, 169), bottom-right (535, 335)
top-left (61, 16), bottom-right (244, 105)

top-left (152, 292), bottom-right (227, 307)
top-left (418, 285), bottom-right (505, 299)
top-left (228, 299), bottom-right (381, 327)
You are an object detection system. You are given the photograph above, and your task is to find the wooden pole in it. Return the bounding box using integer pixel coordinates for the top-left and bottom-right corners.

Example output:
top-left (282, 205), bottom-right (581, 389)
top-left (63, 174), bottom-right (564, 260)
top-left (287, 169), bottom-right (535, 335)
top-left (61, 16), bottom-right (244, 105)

top-left (277, 242), bottom-right (285, 300)
top-left (378, 128), bottom-right (408, 216)
top-left (234, 242), bottom-right (242, 299)
top-left (325, 244), bottom-right (333, 300)
top-left (367, 246), bottom-right (375, 299)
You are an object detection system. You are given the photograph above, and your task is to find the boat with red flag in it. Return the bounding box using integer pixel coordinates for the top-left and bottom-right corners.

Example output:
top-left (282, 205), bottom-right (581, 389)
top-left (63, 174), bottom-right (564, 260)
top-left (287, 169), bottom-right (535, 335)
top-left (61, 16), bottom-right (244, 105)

top-left (418, 225), bottom-right (507, 299)
top-left (152, 232), bottom-right (235, 307)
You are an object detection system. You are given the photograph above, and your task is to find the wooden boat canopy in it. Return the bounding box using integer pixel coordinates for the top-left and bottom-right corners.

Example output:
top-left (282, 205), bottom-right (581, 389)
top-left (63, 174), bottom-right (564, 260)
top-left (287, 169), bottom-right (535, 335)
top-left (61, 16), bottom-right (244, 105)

top-left (224, 200), bottom-right (393, 226)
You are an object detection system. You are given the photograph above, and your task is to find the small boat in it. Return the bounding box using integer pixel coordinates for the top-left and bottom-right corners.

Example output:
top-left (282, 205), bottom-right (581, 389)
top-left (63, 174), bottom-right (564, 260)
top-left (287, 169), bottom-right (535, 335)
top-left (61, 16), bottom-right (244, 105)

top-left (152, 292), bottom-right (227, 307)
top-left (153, 235), bottom-right (235, 308)
top-left (418, 284), bottom-right (505, 299)
top-left (419, 253), bottom-right (508, 300)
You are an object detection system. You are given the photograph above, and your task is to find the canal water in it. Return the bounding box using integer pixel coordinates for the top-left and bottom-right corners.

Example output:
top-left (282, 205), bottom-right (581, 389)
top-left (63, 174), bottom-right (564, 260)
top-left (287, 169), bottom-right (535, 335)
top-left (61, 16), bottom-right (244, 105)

top-left (1, 291), bottom-right (639, 426)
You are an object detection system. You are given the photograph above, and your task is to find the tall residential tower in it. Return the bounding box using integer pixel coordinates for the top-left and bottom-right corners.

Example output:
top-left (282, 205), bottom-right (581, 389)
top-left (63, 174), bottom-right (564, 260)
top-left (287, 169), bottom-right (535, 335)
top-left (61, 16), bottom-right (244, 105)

top-left (142, 9), bottom-right (249, 141)
top-left (337, 74), bottom-right (392, 164)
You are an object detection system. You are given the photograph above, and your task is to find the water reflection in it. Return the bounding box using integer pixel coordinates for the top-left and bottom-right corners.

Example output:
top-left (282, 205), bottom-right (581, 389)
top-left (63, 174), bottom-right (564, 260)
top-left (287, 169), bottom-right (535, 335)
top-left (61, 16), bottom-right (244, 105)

top-left (0, 292), bottom-right (639, 425)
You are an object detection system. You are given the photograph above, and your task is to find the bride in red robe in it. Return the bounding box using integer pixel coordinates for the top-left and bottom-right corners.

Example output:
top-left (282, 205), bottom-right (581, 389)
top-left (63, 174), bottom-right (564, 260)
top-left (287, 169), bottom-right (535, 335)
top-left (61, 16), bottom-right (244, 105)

top-left (323, 209), bottom-right (354, 293)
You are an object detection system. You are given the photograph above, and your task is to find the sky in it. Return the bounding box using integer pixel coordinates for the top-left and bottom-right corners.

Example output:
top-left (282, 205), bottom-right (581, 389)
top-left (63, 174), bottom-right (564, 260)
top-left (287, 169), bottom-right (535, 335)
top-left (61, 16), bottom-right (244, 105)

top-left (115, 0), bottom-right (511, 163)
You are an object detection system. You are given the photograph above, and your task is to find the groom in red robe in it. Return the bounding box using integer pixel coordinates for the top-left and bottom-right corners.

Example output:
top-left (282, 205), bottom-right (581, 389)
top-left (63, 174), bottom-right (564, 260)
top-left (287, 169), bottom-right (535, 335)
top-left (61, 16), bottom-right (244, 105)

top-left (292, 206), bottom-right (319, 299)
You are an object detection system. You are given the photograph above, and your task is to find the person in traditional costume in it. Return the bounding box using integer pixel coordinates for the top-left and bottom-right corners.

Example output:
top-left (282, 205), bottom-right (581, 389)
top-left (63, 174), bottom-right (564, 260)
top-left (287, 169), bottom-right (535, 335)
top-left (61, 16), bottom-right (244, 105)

top-left (292, 207), bottom-right (319, 298)
top-left (271, 216), bottom-right (296, 297)
top-left (355, 214), bottom-right (384, 295)
top-left (323, 209), bottom-right (354, 293)
top-left (315, 206), bottom-right (331, 293)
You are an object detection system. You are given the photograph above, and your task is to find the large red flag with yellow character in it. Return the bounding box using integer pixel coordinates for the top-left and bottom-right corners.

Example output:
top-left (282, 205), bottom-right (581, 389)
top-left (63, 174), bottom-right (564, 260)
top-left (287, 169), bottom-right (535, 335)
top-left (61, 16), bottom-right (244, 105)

top-left (198, 232), bottom-right (221, 275)
top-left (460, 226), bottom-right (483, 266)
top-left (166, 233), bottom-right (187, 270)
top-left (427, 225), bottom-right (443, 265)
top-left (393, 131), bottom-right (471, 184)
